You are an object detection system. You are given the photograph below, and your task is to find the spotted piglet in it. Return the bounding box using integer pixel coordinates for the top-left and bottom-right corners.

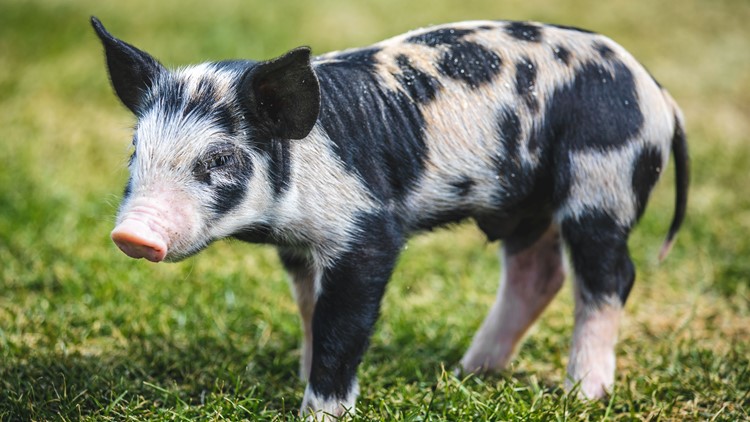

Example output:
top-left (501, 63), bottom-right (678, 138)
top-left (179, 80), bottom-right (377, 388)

top-left (92, 16), bottom-right (688, 418)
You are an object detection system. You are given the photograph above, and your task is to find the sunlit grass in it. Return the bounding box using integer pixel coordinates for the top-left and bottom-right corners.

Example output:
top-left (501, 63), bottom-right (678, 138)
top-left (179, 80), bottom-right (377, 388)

top-left (1, 0), bottom-right (749, 420)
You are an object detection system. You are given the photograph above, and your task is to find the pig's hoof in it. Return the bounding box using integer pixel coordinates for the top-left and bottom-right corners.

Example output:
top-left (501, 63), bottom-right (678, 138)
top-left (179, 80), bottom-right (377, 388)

top-left (300, 385), bottom-right (357, 421)
top-left (459, 349), bottom-right (511, 375)
top-left (565, 375), bottom-right (613, 400)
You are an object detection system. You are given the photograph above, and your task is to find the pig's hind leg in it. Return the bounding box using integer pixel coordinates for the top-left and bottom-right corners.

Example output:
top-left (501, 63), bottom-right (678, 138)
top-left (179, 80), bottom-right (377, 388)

top-left (560, 214), bottom-right (635, 399)
top-left (461, 222), bottom-right (566, 373)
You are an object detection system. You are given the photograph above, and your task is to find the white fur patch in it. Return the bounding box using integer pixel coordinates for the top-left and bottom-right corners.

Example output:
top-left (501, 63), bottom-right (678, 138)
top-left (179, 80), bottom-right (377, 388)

top-left (556, 133), bottom-right (671, 228)
top-left (300, 382), bottom-right (359, 420)
top-left (566, 296), bottom-right (622, 399)
top-left (277, 125), bottom-right (378, 269)
top-left (560, 146), bottom-right (640, 227)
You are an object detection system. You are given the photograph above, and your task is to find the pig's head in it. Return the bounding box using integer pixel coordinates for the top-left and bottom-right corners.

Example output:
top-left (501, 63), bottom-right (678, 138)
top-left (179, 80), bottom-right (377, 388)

top-left (92, 17), bottom-right (320, 262)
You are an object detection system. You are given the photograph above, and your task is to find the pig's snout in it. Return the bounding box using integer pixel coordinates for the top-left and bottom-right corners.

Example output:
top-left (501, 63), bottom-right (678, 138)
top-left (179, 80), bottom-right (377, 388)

top-left (111, 218), bottom-right (168, 262)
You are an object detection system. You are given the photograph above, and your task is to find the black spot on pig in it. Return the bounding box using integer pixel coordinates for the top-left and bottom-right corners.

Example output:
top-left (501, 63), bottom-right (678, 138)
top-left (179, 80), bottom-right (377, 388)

top-left (492, 106), bottom-right (541, 207)
top-left (437, 42), bottom-right (502, 88)
top-left (407, 28), bottom-right (475, 47)
top-left (496, 107), bottom-right (522, 164)
top-left (183, 79), bottom-right (217, 118)
top-left (632, 146), bottom-right (663, 220)
top-left (395, 55), bottom-right (441, 103)
top-left (213, 178), bottom-right (248, 214)
top-left (562, 211), bottom-right (635, 304)
top-left (267, 139), bottom-right (292, 197)
top-left (594, 42), bottom-right (615, 59)
top-left (232, 223), bottom-right (275, 244)
top-left (213, 104), bottom-right (239, 136)
top-left (515, 58), bottom-right (539, 112)
top-left (123, 178), bottom-right (133, 199)
top-left (316, 52), bottom-right (428, 201)
top-left (553, 45), bottom-right (571, 65)
top-left (450, 177), bottom-right (475, 197)
top-left (536, 59), bottom-right (643, 152)
top-left (505, 22), bottom-right (543, 42)
top-left (200, 149), bottom-right (254, 214)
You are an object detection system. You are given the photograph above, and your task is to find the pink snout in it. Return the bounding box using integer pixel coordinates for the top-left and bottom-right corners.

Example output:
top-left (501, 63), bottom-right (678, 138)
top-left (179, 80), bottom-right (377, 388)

top-left (111, 219), bottom-right (168, 262)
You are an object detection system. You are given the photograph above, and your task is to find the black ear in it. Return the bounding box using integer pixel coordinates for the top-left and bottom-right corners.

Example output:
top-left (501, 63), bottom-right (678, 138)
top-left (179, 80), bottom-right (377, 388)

top-left (91, 16), bottom-right (165, 114)
top-left (238, 47), bottom-right (320, 140)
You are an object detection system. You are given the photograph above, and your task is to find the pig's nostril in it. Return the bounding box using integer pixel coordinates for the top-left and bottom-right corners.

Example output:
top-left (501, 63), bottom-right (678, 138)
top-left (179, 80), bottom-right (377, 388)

top-left (111, 220), bottom-right (168, 262)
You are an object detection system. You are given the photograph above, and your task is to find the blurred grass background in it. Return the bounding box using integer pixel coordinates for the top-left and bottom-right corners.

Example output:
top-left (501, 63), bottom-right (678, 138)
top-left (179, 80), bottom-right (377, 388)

top-left (1, 0), bottom-right (749, 420)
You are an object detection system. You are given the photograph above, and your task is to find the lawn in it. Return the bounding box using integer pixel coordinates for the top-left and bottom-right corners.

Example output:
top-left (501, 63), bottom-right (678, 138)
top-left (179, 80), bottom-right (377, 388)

top-left (1, 0), bottom-right (749, 420)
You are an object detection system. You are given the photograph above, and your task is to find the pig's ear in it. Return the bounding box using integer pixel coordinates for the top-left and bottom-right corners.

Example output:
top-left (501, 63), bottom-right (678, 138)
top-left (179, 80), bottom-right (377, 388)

top-left (91, 16), bottom-right (165, 115)
top-left (238, 47), bottom-right (320, 140)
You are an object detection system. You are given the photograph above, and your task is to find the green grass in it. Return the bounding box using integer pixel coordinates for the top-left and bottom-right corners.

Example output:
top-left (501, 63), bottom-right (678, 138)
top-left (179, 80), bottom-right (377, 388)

top-left (1, 0), bottom-right (749, 420)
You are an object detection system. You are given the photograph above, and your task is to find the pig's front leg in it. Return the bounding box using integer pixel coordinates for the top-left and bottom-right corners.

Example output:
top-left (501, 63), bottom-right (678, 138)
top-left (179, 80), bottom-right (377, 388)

top-left (300, 215), bottom-right (403, 418)
top-left (279, 249), bottom-right (317, 382)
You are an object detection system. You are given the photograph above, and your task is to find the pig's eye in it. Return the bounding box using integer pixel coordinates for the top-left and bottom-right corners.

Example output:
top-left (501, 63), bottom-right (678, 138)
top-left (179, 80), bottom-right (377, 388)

top-left (195, 151), bottom-right (235, 177)
top-left (194, 145), bottom-right (238, 179)
top-left (206, 153), bottom-right (233, 170)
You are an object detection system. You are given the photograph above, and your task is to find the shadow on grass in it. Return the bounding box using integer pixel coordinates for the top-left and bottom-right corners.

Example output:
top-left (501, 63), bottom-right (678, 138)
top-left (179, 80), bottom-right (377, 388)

top-left (0, 333), bottom-right (303, 419)
top-left (1, 323), bottom-right (577, 420)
